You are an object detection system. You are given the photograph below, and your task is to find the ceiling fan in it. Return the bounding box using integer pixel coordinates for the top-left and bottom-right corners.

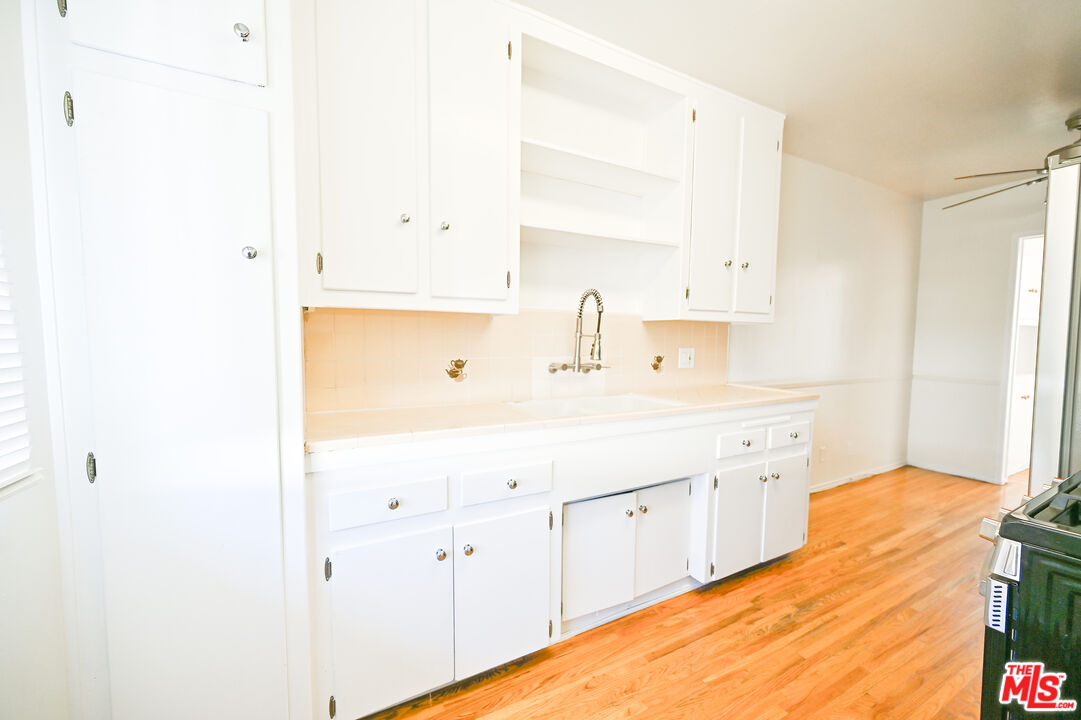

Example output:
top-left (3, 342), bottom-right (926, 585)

top-left (943, 111), bottom-right (1081, 210)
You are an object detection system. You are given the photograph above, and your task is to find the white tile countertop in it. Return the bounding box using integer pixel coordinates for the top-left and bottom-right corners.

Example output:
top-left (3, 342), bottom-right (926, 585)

top-left (305, 383), bottom-right (819, 453)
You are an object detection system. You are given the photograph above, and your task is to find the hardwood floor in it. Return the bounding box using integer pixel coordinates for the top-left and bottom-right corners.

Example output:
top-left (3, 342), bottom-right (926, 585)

top-left (368, 466), bottom-right (1028, 720)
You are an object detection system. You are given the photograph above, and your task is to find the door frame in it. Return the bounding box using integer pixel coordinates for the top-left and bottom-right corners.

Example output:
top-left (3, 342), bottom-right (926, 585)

top-left (997, 232), bottom-right (1046, 486)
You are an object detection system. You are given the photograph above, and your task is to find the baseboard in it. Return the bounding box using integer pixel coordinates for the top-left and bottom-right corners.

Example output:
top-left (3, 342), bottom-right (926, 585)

top-left (810, 462), bottom-right (906, 493)
top-left (904, 460), bottom-right (1004, 485)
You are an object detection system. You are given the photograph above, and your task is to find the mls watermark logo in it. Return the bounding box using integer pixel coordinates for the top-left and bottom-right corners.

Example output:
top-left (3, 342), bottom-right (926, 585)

top-left (1000, 662), bottom-right (1078, 711)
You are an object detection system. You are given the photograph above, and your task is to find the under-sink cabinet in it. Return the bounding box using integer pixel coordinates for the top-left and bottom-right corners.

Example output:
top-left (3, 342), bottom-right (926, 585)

top-left (563, 479), bottom-right (692, 621)
top-left (308, 396), bottom-right (816, 718)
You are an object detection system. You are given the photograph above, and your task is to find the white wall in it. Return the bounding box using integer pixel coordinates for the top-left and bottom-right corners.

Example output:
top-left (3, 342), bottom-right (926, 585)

top-left (907, 180), bottom-right (1047, 483)
top-left (0, 2), bottom-right (71, 719)
top-left (728, 155), bottom-right (923, 491)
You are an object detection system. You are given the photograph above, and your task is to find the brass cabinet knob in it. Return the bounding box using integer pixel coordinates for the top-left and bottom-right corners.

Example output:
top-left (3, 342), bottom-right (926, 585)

top-left (625, 509), bottom-right (634, 518)
top-left (436, 549), bottom-right (447, 561)
top-left (507, 479), bottom-right (518, 489)
top-left (387, 498), bottom-right (400, 510)
top-left (759, 474), bottom-right (768, 482)
top-left (463, 544), bottom-right (475, 556)
top-left (770, 472), bottom-right (780, 480)
top-left (741, 439), bottom-right (752, 447)
top-left (789, 431), bottom-right (799, 439)
top-left (638, 505), bottom-right (648, 514)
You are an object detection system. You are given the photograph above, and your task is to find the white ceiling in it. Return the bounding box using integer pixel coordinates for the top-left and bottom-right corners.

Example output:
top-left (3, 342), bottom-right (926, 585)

top-left (516, 0), bottom-right (1081, 199)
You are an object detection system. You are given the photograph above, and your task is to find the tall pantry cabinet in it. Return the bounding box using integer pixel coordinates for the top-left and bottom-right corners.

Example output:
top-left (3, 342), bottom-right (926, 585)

top-left (26, 0), bottom-right (304, 719)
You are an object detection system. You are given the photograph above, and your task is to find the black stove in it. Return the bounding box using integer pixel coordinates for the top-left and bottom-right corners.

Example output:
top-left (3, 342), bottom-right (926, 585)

top-left (980, 475), bottom-right (1081, 718)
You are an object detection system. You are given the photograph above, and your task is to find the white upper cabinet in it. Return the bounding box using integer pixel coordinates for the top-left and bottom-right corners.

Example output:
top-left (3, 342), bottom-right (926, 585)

top-left (686, 93), bottom-right (743, 313)
top-left (733, 105), bottom-right (784, 316)
top-left (302, 1), bottom-right (783, 318)
top-left (652, 85), bottom-right (784, 323)
top-left (315, 0), bottom-right (420, 294)
top-left (307, 0), bottom-right (519, 313)
top-left (68, 0), bottom-right (268, 85)
top-left (429, 0), bottom-right (517, 301)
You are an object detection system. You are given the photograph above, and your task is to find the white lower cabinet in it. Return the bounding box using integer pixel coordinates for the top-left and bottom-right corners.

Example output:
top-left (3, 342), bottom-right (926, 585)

top-left (328, 507), bottom-right (550, 717)
top-left (711, 463), bottom-right (767, 580)
top-left (710, 452), bottom-right (809, 580)
top-left (562, 492), bottom-right (637, 620)
top-left (453, 507), bottom-right (551, 679)
top-left (328, 526), bottom-right (455, 720)
top-left (562, 479), bottom-right (691, 621)
top-left (762, 454), bottom-right (810, 561)
top-left (634, 480), bottom-right (692, 596)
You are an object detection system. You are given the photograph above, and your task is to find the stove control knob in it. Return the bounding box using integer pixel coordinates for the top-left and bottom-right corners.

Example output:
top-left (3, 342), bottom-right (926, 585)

top-left (978, 517), bottom-right (1000, 543)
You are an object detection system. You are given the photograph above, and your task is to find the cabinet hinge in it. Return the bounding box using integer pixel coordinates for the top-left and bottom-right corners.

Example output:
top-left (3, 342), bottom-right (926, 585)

top-left (508, 40), bottom-right (512, 60)
top-left (57, 0), bottom-right (67, 17)
top-left (328, 695), bottom-right (336, 719)
top-left (324, 557), bottom-right (332, 581)
top-left (685, 287), bottom-right (690, 300)
top-left (316, 252), bottom-right (323, 275)
top-left (686, 558), bottom-right (690, 571)
top-left (713, 476), bottom-right (718, 490)
top-left (548, 620), bottom-right (552, 638)
top-left (549, 511), bottom-right (553, 530)
top-left (692, 108), bottom-right (696, 123)
top-left (688, 484), bottom-right (692, 496)
top-left (710, 562), bottom-right (715, 577)
top-left (776, 140), bottom-right (780, 151)
top-left (63, 91), bottom-right (74, 127)
top-left (507, 270), bottom-right (511, 288)
top-left (769, 295), bottom-right (773, 305)
top-left (86, 452), bottom-right (97, 484)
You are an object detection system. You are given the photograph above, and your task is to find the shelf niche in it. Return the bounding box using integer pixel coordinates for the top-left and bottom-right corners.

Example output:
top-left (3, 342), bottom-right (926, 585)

top-left (519, 33), bottom-right (690, 314)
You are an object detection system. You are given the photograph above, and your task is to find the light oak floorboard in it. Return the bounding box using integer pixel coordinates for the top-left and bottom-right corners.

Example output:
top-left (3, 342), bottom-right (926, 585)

top-left (366, 466), bottom-right (1027, 720)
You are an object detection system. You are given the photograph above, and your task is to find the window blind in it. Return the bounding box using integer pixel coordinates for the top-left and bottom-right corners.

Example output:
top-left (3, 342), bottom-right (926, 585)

top-left (0, 250), bottom-right (31, 487)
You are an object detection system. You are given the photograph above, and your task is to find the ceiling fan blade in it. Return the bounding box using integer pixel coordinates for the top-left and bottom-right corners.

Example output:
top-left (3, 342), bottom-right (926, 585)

top-left (954, 168), bottom-right (1045, 180)
top-left (942, 176), bottom-right (1048, 210)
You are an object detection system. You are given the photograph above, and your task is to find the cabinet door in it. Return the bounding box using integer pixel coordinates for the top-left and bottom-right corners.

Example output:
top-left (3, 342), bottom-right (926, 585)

top-left (69, 0), bottom-right (267, 85)
top-left (72, 71), bottom-right (287, 718)
top-left (428, 0), bottom-right (515, 301)
top-left (316, 0), bottom-right (420, 294)
top-left (734, 108), bottom-right (783, 315)
top-left (687, 92), bottom-right (742, 313)
top-left (634, 480), bottom-right (691, 596)
top-left (562, 492), bottom-right (636, 620)
top-left (328, 527), bottom-right (455, 720)
top-left (763, 454), bottom-right (809, 561)
top-left (454, 507), bottom-right (550, 679)
top-left (711, 463), bottom-right (766, 580)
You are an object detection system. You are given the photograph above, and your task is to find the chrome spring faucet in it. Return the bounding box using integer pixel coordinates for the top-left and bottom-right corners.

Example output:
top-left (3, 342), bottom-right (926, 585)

top-left (550, 288), bottom-right (607, 373)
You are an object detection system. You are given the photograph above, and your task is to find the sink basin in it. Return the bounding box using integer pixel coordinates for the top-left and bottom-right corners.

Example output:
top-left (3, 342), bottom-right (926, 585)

top-left (508, 393), bottom-right (684, 419)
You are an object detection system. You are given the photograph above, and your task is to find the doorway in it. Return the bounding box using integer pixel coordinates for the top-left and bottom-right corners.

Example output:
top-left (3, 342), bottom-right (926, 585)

top-left (1004, 234), bottom-right (1045, 484)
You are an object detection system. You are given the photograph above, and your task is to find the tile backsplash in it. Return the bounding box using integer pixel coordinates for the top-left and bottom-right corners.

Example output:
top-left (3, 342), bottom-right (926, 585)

top-left (304, 308), bottom-right (728, 412)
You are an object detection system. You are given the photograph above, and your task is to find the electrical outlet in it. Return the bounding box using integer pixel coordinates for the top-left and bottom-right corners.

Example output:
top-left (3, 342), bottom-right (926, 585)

top-left (678, 347), bottom-right (695, 369)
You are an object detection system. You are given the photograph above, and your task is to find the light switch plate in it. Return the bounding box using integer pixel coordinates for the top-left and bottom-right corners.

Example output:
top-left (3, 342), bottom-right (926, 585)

top-left (678, 347), bottom-right (695, 369)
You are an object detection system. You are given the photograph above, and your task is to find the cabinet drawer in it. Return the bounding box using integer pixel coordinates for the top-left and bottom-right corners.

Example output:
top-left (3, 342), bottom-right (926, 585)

top-left (768, 421), bottom-right (810, 449)
top-left (716, 428), bottom-right (766, 459)
top-left (329, 476), bottom-right (448, 531)
top-left (460, 461), bottom-right (553, 507)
